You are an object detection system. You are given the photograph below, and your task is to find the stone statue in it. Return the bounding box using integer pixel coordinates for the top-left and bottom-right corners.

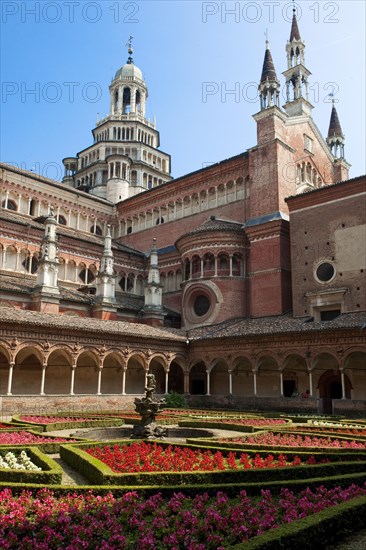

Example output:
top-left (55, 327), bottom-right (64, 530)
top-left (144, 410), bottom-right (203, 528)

top-left (145, 373), bottom-right (156, 400)
top-left (132, 372), bottom-right (166, 438)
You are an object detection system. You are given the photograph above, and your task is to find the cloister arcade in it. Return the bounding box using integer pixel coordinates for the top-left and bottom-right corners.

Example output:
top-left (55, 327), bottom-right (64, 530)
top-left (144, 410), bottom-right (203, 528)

top-left (0, 244), bottom-right (149, 295)
top-left (0, 188), bottom-right (112, 237)
top-left (1, 343), bottom-right (365, 403)
top-left (0, 344), bottom-right (187, 397)
top-left (183, 252), bottom-right (244, 281)
top-left (116, 177), bottom-right (246, 237)
top-left (187, 350), bottom-right (366, 403)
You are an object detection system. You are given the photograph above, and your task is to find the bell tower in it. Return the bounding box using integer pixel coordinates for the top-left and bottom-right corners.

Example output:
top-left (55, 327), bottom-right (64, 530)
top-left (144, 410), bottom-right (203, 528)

top-left (62, 37), bottom-right (172, 203)
top-left (282, 5), bottom-right (313, 117)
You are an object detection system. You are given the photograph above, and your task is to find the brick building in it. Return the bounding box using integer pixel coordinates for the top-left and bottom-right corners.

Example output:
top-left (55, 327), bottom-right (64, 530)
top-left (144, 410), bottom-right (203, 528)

top-left (1, 12), bottom-right (365, 415)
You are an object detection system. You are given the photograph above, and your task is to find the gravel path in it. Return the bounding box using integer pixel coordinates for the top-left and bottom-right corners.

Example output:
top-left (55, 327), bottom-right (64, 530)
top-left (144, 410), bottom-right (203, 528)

top-left (49, 453), bottom-right (89, 486)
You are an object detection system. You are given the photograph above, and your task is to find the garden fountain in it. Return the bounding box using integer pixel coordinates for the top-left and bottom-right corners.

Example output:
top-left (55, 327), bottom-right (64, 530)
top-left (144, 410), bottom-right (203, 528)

top-left (132, 374), bottom-right (167, 438)
top-left (72, 374), bottom-right (215, 441)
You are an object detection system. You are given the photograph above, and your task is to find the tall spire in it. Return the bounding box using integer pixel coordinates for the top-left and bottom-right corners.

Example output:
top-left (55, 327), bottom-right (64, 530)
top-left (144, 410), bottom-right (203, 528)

top-left (328, 100), bottom-right (344, 138)
top-left (35, 208), bottom-right (60, 294)
top-left (95, 225), bottom-right (116, 303)
top-left (327, 100), bottom-right (345, 159)
top-left (261, 39), bottom-right (277, 82)
top-left (32, 208), bottom-right (61, 314)
top-left (259, 37), bottom-right (280, 110)
top-left (142, 239), bottom-right (165, 326)
top-left (282, 2), bottom-right (313, 116)
top-left (289, 5), bottom-right (301, 41)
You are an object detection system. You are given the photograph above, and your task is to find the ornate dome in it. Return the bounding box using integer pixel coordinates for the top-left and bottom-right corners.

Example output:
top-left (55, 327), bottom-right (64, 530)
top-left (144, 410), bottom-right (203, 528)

top-left (114, 62), bottom-right (143, 81)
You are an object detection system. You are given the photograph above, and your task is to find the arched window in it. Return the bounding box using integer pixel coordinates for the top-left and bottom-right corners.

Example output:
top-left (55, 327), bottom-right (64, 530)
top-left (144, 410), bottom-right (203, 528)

top-left (218, 253), bottom-right (230, 275)
top-left (136, 90), bottom-right (141, 112)
top-left (119, 276), bottom-right (133, 292)
top-left (156, 217), bottom-right (164, 225)
top-left (29, 199), bottom-right (37, 216)
top-left (191, 255), bottom-right (201, 278)
top-left (90, 225), bottom-right (103, 236)
top-left (2, 199), bottom-right (17, 211)
top-left (57, 215), bottom-right (67, 226)
top-left (79, 268), bottom-right (96, 284)
top-left (203, 253), bottom-right (215, 274)
top-left (184, 258), bottom-right (190, 281)
top-left (22, 254), bottom-right (38, 274)
top-left (123, 87), bottom-right (131, 114)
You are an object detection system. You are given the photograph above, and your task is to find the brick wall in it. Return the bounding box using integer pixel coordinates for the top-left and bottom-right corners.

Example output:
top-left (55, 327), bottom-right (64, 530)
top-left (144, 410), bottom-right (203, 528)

top-left (287, 179), bottom-right (366, 317)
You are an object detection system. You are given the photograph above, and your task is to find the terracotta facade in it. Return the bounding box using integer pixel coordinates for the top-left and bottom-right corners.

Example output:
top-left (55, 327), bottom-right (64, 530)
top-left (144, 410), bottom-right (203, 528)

top-left (1, 14), bottom-right (365, 413)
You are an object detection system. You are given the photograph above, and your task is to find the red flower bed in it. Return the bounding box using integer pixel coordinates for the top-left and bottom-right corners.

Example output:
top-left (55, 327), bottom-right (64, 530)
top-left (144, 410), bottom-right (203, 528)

top-left (220, 432), bottom-right (366, 449)
top-left (0, 424), bottom-right (11, 430)
top-left (86, 441), bottom-right (325, 473)
top-left (19, 415), bottom-right (92, 424)
top-left (1, 484), bottom-right (365, 548)
top-left (0, 431), bottom-right (76, 445)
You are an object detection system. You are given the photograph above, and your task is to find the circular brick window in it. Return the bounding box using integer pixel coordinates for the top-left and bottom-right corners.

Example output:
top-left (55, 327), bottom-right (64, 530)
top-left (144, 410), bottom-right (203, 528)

top-left (315, 262), bottom-right (335, 283)
top-left (184, 283), bottom-right (222, 326)
top-left (193, 295), bottom-right (210, 317)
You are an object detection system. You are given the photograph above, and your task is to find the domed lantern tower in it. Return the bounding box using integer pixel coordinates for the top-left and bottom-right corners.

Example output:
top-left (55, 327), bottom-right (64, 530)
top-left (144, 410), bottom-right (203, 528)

top-left (62, 37), bottom-right (171, 203)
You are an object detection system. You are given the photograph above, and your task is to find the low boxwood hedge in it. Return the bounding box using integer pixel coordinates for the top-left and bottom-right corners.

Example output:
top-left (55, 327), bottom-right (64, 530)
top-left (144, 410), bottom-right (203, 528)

top-left (0, 446), bottom-right (62, 484)
top-left (178, 420), bottom-right (291, 433)
top-left (237, 495), bottom-right (366, 549)
top-left (0, 431), bottom-right (90, 453)
top-left (11, 415), bottom-right (123, 432)
top-left (1, 471), bottom-right (366, 501)
top-left (59, 440), bottom-right (366, 487)
top-left (185, 438), bottom-right (366, 462)
top-left (0, 424), bottom-right (43, 433)
top-left (191, 439), bottom-right (366, 455)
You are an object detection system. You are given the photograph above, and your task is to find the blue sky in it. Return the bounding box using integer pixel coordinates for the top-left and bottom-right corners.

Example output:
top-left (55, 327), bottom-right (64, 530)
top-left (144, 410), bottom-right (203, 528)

top-left (1, 1), bottom-right (365, 181)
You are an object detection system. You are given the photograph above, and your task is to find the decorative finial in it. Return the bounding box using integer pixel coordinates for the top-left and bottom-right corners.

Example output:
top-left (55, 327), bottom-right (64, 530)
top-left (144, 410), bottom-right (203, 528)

top-left (126, 35), bottom-right (134, 64)
top-left (292, 0), bottom-right (296, 14)
top-left (265, 28), bottom-right (269, 49)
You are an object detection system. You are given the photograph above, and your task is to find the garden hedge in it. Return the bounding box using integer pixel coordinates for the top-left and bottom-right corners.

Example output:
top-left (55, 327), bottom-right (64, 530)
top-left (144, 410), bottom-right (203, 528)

top-left (0, 446), bottom-right (62, 484)
top-left (237, 495), bottom-right (366, 549)
top-left (2, 470), bottom-right (366, 499)
top-left (59, 440), bottom-right (366, 487)
top-left (185, 438), bottom-right (366, 462)
top-left (11, 415), bottom-right (123, 432)
top-left (178, 420), bottom-right (291, 433)
top-left (0, 431), bottom-right (90, 453)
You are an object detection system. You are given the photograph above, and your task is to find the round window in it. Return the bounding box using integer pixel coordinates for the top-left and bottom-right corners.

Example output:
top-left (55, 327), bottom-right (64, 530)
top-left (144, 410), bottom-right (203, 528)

top-left (193, 295), bottom-right (210, 317)
top-left (316, 262), bottom-right (335, 282)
